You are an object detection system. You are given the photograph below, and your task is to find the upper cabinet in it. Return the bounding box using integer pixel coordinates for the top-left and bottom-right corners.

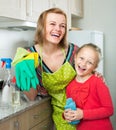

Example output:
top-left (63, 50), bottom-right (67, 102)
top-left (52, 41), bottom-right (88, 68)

top-left (0, 0), bottom-right (51, 22)
top-left (69, 0), bottom-right (83, 17)
top-left (49, 0), bottom-right (69, 14)
top-left (0, 0), bottom-right (83, 29)
top-left (0, 0), bottom-right (26, 20)
top-left (26, 0), bottom-right (50, 22)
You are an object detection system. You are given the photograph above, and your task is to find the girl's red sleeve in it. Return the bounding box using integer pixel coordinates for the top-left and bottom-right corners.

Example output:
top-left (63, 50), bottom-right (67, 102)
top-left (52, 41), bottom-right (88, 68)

top-left (83, 78), bottom-right (114, 120)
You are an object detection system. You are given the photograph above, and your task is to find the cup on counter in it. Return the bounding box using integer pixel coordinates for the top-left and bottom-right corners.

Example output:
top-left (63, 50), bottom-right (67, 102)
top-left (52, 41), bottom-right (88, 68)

top-left (12, 90), bottom-right (21, 106)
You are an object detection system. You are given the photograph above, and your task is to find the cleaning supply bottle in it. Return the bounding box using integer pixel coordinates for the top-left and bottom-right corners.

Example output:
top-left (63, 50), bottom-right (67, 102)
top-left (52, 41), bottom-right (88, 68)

top-left (0, 58), bottom-right (13, 108)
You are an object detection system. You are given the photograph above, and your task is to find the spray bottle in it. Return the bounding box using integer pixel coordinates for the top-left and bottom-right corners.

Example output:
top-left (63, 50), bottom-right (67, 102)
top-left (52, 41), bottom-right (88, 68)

top-left (0, 58), bottom-right (13, 108)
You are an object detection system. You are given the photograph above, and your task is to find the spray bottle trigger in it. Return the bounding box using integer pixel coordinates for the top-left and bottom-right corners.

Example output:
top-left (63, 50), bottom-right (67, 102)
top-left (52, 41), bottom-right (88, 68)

top-left (1, 61), bottom-right (5, 68)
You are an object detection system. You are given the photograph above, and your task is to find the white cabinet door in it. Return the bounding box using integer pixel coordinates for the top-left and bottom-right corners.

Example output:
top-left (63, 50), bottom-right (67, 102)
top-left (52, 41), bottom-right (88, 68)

top-left (0, 0), bottom-right (26, 20)
top-left (0, 0), bottom-right (50, 22)
top-left (70, 0), bottom-right (83, 17)
top-left (49, 0), bottom-right (68, 13)
top-left (26, 0), bottom-right (50, 22)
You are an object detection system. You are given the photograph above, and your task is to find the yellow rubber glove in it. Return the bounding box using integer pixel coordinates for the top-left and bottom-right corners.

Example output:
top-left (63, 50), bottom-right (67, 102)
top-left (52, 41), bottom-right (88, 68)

top-left (23, 52), bottom-right (39, 68)
top-left (12, 47), bottom-right (30, 66)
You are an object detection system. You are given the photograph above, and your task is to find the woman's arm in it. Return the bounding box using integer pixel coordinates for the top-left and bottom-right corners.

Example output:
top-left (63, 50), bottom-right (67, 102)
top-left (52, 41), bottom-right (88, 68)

top-left (23, 88), bottom-right (38, 101)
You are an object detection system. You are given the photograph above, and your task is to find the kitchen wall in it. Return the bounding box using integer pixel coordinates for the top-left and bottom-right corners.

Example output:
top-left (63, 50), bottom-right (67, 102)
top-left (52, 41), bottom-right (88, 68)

top-left (0, 1), bottom-right (115, 128)
top-left (72, 0), bottom-right (116, 129)
top-left (0, 29), bottom-right (35, 79)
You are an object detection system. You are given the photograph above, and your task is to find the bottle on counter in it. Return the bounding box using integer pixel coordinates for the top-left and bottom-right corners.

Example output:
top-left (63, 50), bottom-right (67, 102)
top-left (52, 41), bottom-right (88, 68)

top-left (0, 58), bottom-right (13, 108)
top-left (11, 77), bottom-right (21, 106)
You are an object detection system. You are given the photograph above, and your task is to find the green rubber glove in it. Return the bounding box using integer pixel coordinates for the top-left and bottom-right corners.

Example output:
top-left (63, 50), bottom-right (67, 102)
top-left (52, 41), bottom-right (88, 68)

top-left (15, 59), bottom-right (39, 91)
top-left (12, 48), bottom-right (39, 91)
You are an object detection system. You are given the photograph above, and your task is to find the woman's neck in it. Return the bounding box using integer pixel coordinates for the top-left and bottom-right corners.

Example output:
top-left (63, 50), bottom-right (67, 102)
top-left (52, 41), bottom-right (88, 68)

top-left (36, 43), bottom-right (62, 55)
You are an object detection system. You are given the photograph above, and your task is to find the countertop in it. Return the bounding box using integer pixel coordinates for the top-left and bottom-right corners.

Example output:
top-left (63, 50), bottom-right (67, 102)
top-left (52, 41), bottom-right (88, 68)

top-left (0, 91), bottom-right (51, 123)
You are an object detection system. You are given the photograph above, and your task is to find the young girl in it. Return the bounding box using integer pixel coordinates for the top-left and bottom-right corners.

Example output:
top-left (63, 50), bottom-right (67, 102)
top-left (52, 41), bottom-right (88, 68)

top-left (63, 43), bottom-right (114, 130)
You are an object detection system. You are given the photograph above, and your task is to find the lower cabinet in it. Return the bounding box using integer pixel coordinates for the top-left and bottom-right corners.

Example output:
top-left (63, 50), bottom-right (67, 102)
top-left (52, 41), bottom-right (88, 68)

top-left (28, 98), bottom-right (53, 130)
top-left (13, 111), bottom-right (29, 130)
top-left (0, 98), bottom-right (53, 130)
top-left (30, 117), bottom-right (53, 130)
top-left (0, 119), bottom-right (10, 129)
top-left (0, 112), bottom-right (28, 130)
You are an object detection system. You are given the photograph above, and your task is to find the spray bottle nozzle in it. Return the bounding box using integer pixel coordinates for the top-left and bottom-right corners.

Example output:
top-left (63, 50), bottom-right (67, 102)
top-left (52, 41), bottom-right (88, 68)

top-left (1, 58), bottom-right (12, 69)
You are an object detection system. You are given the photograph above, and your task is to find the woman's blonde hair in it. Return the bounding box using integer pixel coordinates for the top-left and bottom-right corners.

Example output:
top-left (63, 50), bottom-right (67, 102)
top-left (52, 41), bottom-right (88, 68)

top-left (34, 8), bottom-right (67, 48)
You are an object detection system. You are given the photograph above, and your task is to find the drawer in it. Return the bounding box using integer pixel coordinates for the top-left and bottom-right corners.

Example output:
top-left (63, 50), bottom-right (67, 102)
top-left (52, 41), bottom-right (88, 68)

top-left (28, 99), bottom-right (53, 128)
top-left (30, 117), bottom-right (53, 130)
top-left (0, 120), bottom-right (10, 129)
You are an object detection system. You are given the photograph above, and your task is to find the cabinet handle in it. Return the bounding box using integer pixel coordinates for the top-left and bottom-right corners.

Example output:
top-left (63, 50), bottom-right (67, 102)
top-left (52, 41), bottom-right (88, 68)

top-left (33, 115), bottom-right (39, 119)
top-left (33, 109), bottom-right (50, 119)
top-left (14, 120), bottom-right (19, 130)
top-left (26, 0), bottom-right (32, 16)
top-left (40, 125), bottom-right (48, 130)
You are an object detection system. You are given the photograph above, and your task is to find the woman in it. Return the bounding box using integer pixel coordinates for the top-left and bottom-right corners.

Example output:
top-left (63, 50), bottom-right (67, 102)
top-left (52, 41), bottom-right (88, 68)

top-left (25, 8), bottom-right (78, 130)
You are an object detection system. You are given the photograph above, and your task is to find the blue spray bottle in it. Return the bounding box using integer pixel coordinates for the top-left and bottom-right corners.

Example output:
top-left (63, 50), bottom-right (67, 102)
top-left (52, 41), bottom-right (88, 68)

top-left (0, 58), bottom-right (13, 108)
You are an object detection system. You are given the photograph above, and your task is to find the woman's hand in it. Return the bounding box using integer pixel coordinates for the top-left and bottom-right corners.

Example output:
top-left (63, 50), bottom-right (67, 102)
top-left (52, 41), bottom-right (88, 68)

top-left (94, 71), bottom-right (105, 82)
top-left (94, 71), bottom-right (102, 77)
top-left (23, 87), bottom-right (38, 101)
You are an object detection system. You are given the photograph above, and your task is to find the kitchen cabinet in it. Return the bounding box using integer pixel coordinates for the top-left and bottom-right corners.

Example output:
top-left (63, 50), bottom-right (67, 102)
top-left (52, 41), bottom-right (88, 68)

top-left (0, 0), bottom-right (83, 29)
top-left (27, 98), bottom-right (53, 130)
top-left (0, 119), bottom-right (9, 129)
top-left (0, 97), bottom-right (53, 130)
top-left (26, 0), bottom-right (50, 22)
top-left (0, 0), bottom-right (70, 23)
top-left (49, 0), bottom-right (69, 15)
top-left (0, 111), bottom-right (28, 130)
top-left (30, 118), bottom-right (53, 130)
top-left (49, 0), bottom-right (83, 29)
top-left (23, 0), bottom-right (70, 22)
top-left (13, 111), bottom-right (29, 130)
top-left (0, 0), bottom-right (26, 20)
top-left (0, 0), bottom-right (50, 22)
top-left (69, 0), bottom-right (83, 17)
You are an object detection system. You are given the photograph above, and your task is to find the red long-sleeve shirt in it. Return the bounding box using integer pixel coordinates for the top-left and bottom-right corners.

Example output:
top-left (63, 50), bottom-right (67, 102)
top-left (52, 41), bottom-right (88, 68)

top-left (66, 75), bottom-right (114, 130)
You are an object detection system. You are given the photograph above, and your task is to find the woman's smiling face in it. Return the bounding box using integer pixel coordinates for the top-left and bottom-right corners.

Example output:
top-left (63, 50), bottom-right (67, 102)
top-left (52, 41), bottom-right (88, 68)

top-left (45, 13), bottom-right (66, 45)
top-left (74, 47), bottom-right (99, 77)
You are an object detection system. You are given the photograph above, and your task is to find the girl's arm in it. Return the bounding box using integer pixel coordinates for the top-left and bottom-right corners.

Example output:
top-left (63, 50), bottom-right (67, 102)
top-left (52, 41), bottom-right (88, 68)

top-left (83, 79), bottom-right (114, 120)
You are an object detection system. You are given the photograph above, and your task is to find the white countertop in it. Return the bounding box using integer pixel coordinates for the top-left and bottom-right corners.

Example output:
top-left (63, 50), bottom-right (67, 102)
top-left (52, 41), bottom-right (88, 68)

top-left (0, 91), bottom-right (50, 122)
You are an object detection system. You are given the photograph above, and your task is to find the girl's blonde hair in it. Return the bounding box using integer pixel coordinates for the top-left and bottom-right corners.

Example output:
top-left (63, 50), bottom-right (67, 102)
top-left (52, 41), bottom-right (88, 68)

top-left (34, 8), bottom-right (67, 48)
top-left (76, 43), bottom-right (102, 67)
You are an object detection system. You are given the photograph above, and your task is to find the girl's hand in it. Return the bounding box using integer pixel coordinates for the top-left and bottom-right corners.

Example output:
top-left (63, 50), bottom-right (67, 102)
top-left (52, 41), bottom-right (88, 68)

top-left (64, 109), bottom-right (73, 122)
top-left (64, 108), bottom-right (83, 122)
top-left (72, 108), bottom-right (83, 120)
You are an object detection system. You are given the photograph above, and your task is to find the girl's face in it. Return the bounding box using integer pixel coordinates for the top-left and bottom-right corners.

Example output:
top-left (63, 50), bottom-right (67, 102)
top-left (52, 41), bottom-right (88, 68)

top-left (45, 13), bottom-right (66, 45)
top-left (74, 47), bottom-right (98, 77)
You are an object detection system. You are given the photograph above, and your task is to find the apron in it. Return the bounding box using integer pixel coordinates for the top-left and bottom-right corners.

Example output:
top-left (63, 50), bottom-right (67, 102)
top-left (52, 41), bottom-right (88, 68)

top-left (42, 61), bottom-right (76, 130)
